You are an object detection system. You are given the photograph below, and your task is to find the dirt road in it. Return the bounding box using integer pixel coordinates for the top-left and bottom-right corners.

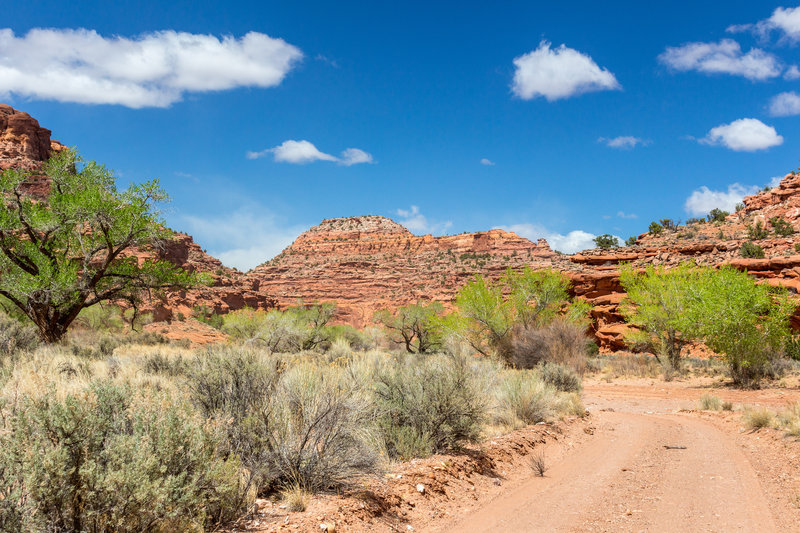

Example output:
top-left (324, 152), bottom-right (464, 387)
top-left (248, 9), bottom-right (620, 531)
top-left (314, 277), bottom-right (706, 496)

top-left (435, 384), bottom-right (799, 533)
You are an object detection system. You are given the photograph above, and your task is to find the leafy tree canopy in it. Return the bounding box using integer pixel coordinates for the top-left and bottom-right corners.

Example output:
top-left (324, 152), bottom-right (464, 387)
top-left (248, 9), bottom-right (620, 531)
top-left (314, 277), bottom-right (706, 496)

top-left (0, 149), bottom-right (198, 342)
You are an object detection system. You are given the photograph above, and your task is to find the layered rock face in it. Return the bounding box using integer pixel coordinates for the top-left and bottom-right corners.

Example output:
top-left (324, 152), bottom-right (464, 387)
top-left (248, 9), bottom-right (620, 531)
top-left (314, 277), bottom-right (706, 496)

top-left (244, 216), bottom-right (565, 326)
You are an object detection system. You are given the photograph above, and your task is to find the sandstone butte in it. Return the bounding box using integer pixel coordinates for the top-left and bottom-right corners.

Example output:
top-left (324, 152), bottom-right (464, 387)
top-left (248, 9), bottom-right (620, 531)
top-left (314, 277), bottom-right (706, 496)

top-left (5, 103), bottom-right (800, 350)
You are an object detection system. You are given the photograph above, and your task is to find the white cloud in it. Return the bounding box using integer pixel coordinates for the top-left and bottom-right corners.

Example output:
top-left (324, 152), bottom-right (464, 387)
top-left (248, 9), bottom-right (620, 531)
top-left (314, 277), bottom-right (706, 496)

top-left (480, 158), bottom-right (495, 166)
top-left (247, 140), bottom-right (373, 165)
top-left (699, 118), bottom-right (783, 151)
top-left (395, 206), bottom-right (452, 235)
top-left (658, 39), bottom-right (782, 81)
top-left (0, 28), bottom-right (302, 108)
top-left (180, 207), bottom-right (306, 271)
top-left (511, 40), bottom-right (620, 101)
top-left (730, 6), bottom-right (800, 43)
top-left (769, 175), bottom-right (784, 188)
top-left (784, 65), bottom-right (800, 79)
top-left (498, 223), bottom-right (618, 254)
top-left (339, 148), bottom-right (374, 166)
top-left (684, 183), bottom-right (759, 216)
top-left (769, 91), bottom-right (800, 116)
top-left (598, 136), bottom-right (650, 149)
top-left (616, 211), bottom-right (638, 219)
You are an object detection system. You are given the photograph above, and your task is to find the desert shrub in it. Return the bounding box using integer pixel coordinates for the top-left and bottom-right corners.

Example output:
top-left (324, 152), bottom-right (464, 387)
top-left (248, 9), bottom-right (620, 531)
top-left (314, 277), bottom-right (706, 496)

top-left (143, 351), bottom-right (190, 377)
top-left (375, 354), bottom-right (486, 459)
top-left (735, 202), bottom-right (746, 212)
top-left (648, 221), bottom-right (663, 235)
top-left (707, 208), bottom-right (729, 223)
top-left (267, 362), bottom-right (381, 491)
top-left (625, 236), bottom-right (638, 246)
top-left (740, 241), bottom-right (765, 258)
top-left (593, 234), bottom-right (618, 249)
top-left (323, 323), bottom-right (373, 351)
top-left (509, 318), bottom-right (589, 374)
top-left (659, 218), bottom-right (679, 231)
top-left (0, 311), bottom-right (39, 356)
top-left (699, 393), bottom-right (722, 411)
top-left (495, 371), bottom-right (558, 426)
top-left (193, 304), bottom-right (224, 329)
top-left (222, 308), bottom-right (305, 352)
top-left (777, 403), bottom-right (800, 438)
top-left (187, 348), bottom-right (281, 492)
top-left (188, 349), bottom-right (380, 493)
top-left (785, 335), bottom-right (800, 361)
top-left (0, 381), bottom-right (243, 532)
top-left (538, 361), bottom-right (582, 392)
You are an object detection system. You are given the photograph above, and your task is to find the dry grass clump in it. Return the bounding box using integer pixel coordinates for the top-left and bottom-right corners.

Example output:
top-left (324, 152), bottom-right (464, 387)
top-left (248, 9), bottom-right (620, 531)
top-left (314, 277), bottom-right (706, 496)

top-left (743, 407), bottom-right (775, 430)
top-left (777, 403), bottom-right (800, 438)
top-left (281, 484), bottom-right (311, 512)
top-left (699, 393), bottom-right (723, 411)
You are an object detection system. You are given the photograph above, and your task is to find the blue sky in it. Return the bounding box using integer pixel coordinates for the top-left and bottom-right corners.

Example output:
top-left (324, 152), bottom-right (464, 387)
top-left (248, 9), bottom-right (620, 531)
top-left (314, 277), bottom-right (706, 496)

top-left (3, 1), bottom-right (800, 269)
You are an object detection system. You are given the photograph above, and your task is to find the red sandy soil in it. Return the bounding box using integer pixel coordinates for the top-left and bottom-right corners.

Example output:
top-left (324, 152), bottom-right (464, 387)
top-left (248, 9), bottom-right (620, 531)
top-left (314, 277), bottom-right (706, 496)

top-left (235, 378), bottom-right (800, 532)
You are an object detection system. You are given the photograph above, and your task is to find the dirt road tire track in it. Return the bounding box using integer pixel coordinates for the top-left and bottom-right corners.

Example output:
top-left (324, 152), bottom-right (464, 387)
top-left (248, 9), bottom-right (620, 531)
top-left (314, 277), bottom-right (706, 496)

top-left (436, 410), bottom-right (783, 532)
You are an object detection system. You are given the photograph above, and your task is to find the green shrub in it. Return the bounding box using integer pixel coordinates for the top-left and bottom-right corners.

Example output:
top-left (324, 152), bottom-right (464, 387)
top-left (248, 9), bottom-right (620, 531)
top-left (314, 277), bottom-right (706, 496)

top-left (375, 354), bottom-right (486, 459)
top-left (659, 218), bottom-right (678, 231)
top-left (707, 208), bottom-right (729, 223)
top-left (770, 217), bottom-right (795, 236)
top-left (740, 241), bottom-right (765, 259)
top-left (735, 202), bottom-right (745, 212)
top-left (193, 304), bottom-right (224, 329)
top-left (593, 234), bottom-right (619, 249)
top-left (0, 381), bottom-right (244, 532)
top-left (625, 236), bottom-right (638, 246)
top-left (648, 221), bottom-right (663, 235)
top-left (538, 362), bottom-right (582, 392)
top-left (747, 221), bottom-right (769, 240)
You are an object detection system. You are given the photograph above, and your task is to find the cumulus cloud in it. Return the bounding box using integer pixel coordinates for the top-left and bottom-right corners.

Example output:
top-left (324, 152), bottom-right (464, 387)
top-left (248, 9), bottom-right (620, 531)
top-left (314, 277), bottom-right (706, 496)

top-left (247, 140), bottom-right (373, 165)
top-left (395, 206), bottom-right (452, 235)
top-left (769, 91), bottom-right (800, 116)
top-left (597, 136), bottom-right (650, 149)
top-left (658, 39), bottom-right (782, 80)
top-left (785, 65), bottom-right (800, 79)
top-left (0, 28), bottom-right (302, 108)
top-left (511, 41), bottom-right (620, 101)
top-left (498, 223), bottom-right (617, 254)
top-left (728, 6), bottom-right (800, 43)
top-left (684, 183), bottom-right (760, 216)
top-left (180, 207), bottom-right (306, 271)
top-left (480, 158), bottom-right (495, 166)
top-left (698, 118), bottom-right (783, 151)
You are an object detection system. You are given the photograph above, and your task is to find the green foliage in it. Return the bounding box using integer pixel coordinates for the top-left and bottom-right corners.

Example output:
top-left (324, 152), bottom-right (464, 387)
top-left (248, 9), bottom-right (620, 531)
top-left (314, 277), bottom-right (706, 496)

top-left (707, 208), bottom-right (729, 223)
top-left (735, 202), bottom-right (746, 212)
top-left (373, 300), bottom-right (444, 353)
top-left (659, 219), bottom-right (678, 231)
top-left (375, 354), bottom-right (486, 459)
top-left (222, 303), bottom-right (337, 353)
top-left (740, 241), bottom-right (765, 258)
top-left (0, 149), bottom-right (197, 342)
top-left (625, 236), bottom-right (638, 246)
top-left (439, 268), bottom-right (589, 364)
top-left (677, 266), bottom-right (793, 387)
top-left (620, 263), bottom-right (698, 370)
top-left (593, 234), bottom-right (619, 249)
top-left (648, 221), bottom-right (663, 235)
top-left (193, 304), bottom-right (224, 329)
top-left (747, 221), bottom-right (769, 240)
top-left (0, 381), bottom-right (243, 532)
top-left (770, 217), bottom-right (795, 236)
top-left (495, 371), bottom-right (559, 426)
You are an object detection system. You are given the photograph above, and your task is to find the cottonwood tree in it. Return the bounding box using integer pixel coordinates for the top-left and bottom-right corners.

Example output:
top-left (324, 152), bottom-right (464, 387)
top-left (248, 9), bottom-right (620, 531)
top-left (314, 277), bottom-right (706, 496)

top-left (374, 301), bottom-right (444, 353)
top-left (0, 149), bottom-right (198, 342)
